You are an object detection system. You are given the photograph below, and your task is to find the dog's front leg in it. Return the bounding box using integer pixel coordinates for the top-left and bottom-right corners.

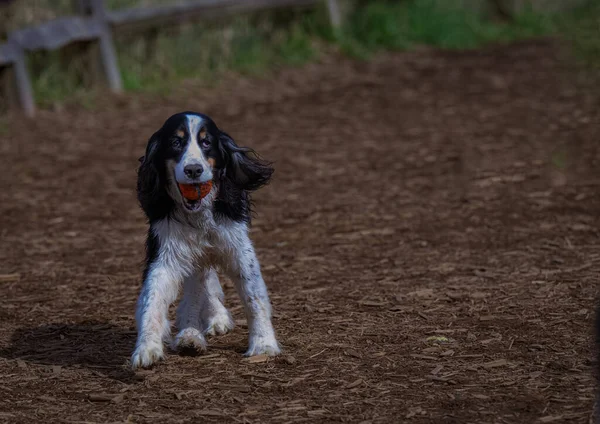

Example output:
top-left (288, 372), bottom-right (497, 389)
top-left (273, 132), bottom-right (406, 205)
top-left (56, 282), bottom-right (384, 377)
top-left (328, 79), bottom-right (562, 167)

top-left (131, 257), bottom-right (183, 369)
top-left (223, 230), bottom-right (280, 357)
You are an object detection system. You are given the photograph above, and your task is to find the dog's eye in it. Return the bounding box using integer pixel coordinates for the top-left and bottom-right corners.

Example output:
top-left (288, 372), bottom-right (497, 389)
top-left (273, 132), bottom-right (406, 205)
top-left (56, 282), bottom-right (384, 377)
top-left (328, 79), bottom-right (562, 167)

top-left (201, 139), bottom-right (211, 148)
top-left (172, 138), bottom-right (183, 149)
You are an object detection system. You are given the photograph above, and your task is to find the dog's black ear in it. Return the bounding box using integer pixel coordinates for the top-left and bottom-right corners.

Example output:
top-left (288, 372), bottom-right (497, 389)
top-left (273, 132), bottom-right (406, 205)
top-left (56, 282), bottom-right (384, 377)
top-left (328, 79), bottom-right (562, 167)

top-left (218, 132), bottom-right (273, 191)
top-left (137, 132), bottom-right (162, 213)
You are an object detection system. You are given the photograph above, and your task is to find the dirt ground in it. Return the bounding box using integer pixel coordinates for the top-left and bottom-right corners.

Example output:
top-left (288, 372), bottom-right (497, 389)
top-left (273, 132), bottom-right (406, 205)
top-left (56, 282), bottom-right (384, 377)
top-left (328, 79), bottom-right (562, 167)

top-left (0, 39), bottom-right (599, 423)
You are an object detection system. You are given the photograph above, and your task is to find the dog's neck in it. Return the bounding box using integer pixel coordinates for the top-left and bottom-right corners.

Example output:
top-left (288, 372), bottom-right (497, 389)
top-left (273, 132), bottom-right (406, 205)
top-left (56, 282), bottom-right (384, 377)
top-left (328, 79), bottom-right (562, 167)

top-left (170, 188), bottom-right (219, 230)
top-left (176, 206), bottom-right (214, 224)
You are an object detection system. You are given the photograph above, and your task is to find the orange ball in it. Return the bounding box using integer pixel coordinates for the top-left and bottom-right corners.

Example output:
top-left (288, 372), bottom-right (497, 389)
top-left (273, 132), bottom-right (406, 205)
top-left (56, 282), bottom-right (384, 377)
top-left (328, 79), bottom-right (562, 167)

top-left (198, 181), bottom-right (212, 199)
top-left (178, 181), bottom-right (213, 201)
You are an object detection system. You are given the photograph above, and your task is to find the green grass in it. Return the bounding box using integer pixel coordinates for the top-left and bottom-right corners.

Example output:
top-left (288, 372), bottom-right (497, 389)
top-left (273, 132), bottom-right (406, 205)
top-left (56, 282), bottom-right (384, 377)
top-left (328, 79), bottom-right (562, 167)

top-left (19, 0), bottom-right (600, 108)
top-left (338, 0), bottom-right (557, 57)
top-left (339, 0), bottom-right (600, 67)
top-left (114, 12), bottom-right (319, 94)
top-left (556, 2), bottom-right (600, 69)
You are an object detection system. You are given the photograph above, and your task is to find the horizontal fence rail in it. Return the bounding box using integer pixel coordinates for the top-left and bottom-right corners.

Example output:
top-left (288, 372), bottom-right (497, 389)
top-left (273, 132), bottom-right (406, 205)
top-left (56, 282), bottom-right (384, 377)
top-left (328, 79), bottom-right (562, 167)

top-left (0, 0), bottom-right (341, 117)
top-left (109, 0), bottom-right (323, 31)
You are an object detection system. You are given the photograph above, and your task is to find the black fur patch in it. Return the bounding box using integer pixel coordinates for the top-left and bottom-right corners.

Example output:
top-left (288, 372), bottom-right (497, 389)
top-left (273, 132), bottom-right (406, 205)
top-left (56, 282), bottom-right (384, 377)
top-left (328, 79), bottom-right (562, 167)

top-left (213, 132), bottom-right (273, 223)
top-left (137, 132), bottom-right (174, 221)
top-left (142, 228), bottom-right (160, 282)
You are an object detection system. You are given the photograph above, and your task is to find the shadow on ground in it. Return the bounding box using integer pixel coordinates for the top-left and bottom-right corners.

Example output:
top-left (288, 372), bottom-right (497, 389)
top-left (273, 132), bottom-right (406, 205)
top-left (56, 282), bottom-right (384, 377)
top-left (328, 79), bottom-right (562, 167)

top-left (0, 322), bottom-right (136, 381)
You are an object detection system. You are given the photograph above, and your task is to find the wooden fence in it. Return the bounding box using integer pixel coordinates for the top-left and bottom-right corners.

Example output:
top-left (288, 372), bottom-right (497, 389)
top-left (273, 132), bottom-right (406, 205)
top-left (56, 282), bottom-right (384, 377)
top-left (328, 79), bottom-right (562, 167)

top-left (0, 0), bottom-right (342, 117)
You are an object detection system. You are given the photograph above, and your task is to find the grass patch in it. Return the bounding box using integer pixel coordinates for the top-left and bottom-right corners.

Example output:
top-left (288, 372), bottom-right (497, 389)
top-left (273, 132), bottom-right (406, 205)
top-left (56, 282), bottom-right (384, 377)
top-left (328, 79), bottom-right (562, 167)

top-left (114, 12), bottom-right (319, 94)
top-left (555, 2), bottom-right (600, 69)
top-left (28, 48), bottom-right (97, 108)
top-left (338, 0), bottom-right (556, 57)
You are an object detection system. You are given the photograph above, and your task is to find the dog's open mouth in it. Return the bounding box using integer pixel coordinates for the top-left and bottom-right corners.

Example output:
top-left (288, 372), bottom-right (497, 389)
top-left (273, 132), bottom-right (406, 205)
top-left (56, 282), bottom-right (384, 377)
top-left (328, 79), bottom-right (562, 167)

top-left (178, 182), bottom-right (212, 211)
top-left (181, 196), bottom-right (202, 211)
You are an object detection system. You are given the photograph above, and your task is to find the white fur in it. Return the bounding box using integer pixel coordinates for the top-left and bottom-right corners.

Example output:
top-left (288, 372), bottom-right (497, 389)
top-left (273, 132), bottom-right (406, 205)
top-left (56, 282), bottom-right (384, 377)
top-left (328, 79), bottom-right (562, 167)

top-left (172, 327), bottom-right (207, 353)
top-left (216, 220), bottom-right (280, 357)
top-left (131, 219), bottom-right (203, 368)
top-left (173, 115), bottom-right (213, 184)
top-left (131, 215), bottom-right (280, 369)
top-left (197, 269), bottom-right (235, 336)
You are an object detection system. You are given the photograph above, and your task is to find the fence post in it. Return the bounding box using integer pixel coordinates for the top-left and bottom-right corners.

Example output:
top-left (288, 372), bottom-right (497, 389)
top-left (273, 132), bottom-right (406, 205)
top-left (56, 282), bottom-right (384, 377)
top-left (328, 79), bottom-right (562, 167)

top-left (1, 0), bottom-right (35, 117)
top-left (12, 48), bottom-right (35, 116)
top-left (0, 43), bottom-right (35, 117)
top-left (78, 0), bottom-right (122, 93)
top-left (326, 0), bottom-right (341, 29)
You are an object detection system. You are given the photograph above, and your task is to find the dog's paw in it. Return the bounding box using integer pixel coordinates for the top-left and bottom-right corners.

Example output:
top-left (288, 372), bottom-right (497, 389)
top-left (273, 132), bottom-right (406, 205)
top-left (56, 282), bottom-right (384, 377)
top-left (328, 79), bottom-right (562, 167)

top-left (172, 328), bottom-right (207, 353)
top-left (203, 309), bottom-right (235, 336)
top-left (245, 336), bottom-right (281, 357)
top-left (131, 340), bottom-right (164, 369)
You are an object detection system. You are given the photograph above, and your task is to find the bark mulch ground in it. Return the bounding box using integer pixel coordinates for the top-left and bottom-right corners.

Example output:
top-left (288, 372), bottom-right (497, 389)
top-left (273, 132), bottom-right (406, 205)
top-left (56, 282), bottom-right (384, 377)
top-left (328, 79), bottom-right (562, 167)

top-left (0, 39), bottom-right (599, 423)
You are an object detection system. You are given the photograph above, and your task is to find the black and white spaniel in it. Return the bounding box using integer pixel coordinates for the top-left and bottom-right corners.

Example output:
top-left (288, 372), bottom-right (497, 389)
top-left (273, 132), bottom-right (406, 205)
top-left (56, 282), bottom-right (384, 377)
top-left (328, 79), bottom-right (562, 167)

top-left (131, 111), bottom-right (280, 369)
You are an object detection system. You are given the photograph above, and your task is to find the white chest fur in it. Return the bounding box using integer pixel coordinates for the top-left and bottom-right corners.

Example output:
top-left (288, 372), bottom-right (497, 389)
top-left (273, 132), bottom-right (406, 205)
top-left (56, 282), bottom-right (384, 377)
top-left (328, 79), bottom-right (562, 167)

top-left (151, 211), bottom-right (250, 275)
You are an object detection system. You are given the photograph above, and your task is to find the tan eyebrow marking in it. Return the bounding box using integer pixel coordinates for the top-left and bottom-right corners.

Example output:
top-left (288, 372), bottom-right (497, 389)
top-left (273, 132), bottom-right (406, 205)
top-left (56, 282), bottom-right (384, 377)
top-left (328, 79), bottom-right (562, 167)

top-left (199, 127), bottom-right (207, 139)
top-left (176, 129), bottom-right (185, 138)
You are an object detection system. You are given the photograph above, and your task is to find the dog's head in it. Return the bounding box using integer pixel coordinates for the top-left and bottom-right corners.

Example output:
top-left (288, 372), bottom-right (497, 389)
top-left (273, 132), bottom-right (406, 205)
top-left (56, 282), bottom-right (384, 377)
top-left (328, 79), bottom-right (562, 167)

top-left (137, 112), bottom-right (273, 220)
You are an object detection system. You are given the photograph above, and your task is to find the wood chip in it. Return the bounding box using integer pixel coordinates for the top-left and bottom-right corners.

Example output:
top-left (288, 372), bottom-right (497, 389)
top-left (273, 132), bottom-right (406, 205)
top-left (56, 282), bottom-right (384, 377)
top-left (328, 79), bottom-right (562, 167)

top-left (482, 359), bottom-right (508, 369)
top-left (111, 394), bottom-right (125, 404)
top-left (479, 315), bottom-right (496, 321)
top-left (196, 354), bottom-right (221, 360)
top-left (529, 371), bottom-right (543, 379)
top-left (214, 384), bottom-right (251, 393)
top-left (358, 300), bottom-right (388, 307)
top-left (0, 273), bottom-right (20, 282)
top-left (345, 379), bottom-right (363, 389)
top-left (410, 354), bottom-right (438, 361)
top-left (307, 409), bottom-right (328, 416)
top-left (426, 336), bottom-right (449, 343)
top-left (88, 393), bottom-right (119, 402)
top-left (309, 349), bottom-right (327, 359)
top-left (539, 416), bottom-right (564, 423)
top-left (344, 349), bottom-right (362, 358)
top-left (279, 406), bottom-right (307, 412)
top-left (193, 409), bottom-right (226, 417)
top-left (431, 365), bottom-right (444, 375)
top-left (244, 354), bottom-right (269, 364)
top-left (408, 289), bottom-right (434, 298)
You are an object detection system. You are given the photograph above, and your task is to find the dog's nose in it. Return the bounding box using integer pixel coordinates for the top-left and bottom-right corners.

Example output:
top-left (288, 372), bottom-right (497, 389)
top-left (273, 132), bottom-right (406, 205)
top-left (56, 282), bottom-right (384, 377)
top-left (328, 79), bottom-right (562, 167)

top-left (184, 164), bottom-right (204, 179)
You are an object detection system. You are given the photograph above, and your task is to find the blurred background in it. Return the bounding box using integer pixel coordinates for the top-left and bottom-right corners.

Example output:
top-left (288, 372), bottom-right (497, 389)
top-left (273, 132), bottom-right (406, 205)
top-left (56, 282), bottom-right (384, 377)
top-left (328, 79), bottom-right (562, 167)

top-left (0, 0), bottom-right (598, 112)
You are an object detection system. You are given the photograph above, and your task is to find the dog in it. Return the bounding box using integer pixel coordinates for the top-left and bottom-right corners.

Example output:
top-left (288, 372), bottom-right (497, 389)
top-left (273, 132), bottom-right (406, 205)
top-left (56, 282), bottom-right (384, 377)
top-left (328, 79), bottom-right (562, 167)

top-left (131, 111), bottom-right (280, 369)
